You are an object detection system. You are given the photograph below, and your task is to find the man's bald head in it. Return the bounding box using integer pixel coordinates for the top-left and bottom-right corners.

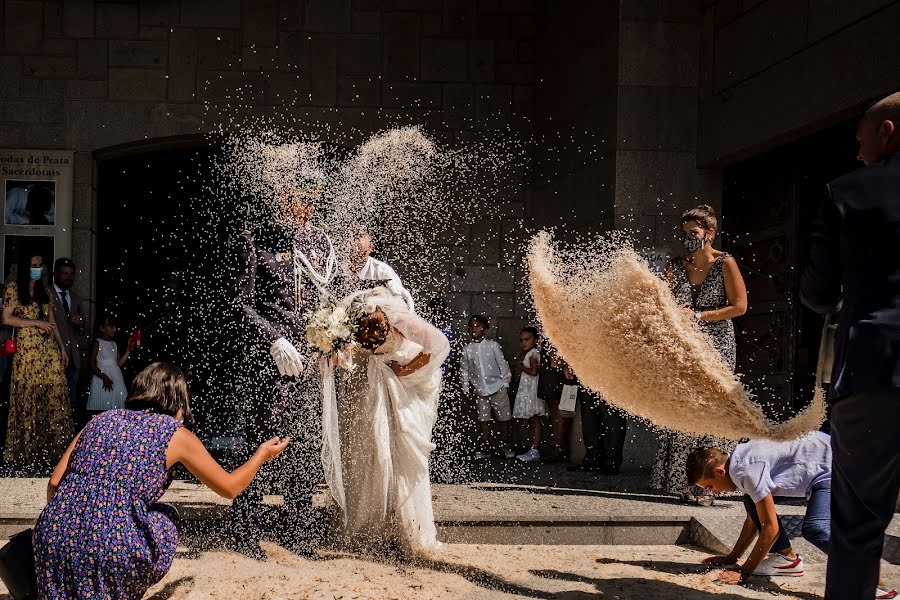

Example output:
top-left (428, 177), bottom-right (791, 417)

top-left (857, 91), bottom-right (900, 165)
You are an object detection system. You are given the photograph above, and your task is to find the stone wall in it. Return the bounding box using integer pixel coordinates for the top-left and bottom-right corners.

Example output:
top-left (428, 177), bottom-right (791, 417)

top-left (0, 0), bottom-right (541, 333)
top-left (699, 0), bottom-right (900, 165)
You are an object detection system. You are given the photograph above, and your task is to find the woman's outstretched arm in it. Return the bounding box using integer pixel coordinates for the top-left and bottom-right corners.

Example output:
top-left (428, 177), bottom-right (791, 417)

top-left (47, 431), bottom-right (82, 500)
top-left (166, 429), bottom-right (288, 500)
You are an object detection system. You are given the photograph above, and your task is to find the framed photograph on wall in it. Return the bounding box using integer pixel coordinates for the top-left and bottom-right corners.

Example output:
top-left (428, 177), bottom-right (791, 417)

top-left (4, 180), bottom-right (57, 226)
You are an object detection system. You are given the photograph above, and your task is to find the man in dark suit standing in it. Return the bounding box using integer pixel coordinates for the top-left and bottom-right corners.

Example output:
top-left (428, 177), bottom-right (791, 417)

top-left (229, 184), bottom-right (339, 560)
top-left (801, 91), bottom-right (900, 600)
top-left (52, 258), bottom-right (85, 424)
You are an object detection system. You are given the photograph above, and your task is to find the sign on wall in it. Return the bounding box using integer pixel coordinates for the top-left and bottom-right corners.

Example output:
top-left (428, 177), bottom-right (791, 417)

top-left (637, 246), bottom-right (669, 278)
top-left (0, 149), bottom-right (74, 283)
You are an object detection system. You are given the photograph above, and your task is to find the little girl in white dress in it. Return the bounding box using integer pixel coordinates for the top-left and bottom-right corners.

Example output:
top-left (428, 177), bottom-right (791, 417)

top-left (86, 314), bottom-right (131, 415)
top-left (513, 326), bottom-right (545, 462)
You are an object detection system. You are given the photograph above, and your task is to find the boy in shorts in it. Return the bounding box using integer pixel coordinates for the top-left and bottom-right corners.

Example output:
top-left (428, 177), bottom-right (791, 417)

top-left (460, 315), bottom-right (514, 458)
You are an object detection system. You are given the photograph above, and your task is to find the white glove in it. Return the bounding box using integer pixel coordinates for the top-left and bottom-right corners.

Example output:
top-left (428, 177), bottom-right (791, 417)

top-left (270, 337), bottom-right (304, 377)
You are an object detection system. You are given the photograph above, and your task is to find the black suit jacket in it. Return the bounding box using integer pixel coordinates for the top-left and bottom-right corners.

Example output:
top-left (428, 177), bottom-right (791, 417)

top-left (800, 152), bottom-right (900, 397)
top-left (234, 225), bottom-right (336, 354)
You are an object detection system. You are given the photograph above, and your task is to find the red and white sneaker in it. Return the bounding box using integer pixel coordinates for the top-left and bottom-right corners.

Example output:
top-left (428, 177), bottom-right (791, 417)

top-left (753, 553), bottom-right (804, 577)
top-left (876, 588), bottom-right (897, 599)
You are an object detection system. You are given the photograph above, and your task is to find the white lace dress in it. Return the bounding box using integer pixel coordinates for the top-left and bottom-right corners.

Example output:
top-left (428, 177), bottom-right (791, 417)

top-left (322, 288), bottom-right (450, 555)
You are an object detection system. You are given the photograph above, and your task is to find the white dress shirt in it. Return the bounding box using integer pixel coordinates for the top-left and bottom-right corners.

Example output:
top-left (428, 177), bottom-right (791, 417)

top-left (53, 283), bottom-right (71, 313)
top-left (357, 256), bottom-right (415, 310)
top-left (460, 338), bottom-right (511, 396)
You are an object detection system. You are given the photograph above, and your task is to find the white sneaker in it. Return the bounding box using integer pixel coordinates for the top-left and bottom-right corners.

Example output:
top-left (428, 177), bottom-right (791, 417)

top-left (876, 588), bottom-right (898, 599)
top-left (516, 448), bottom-right (540, 462)
top-left (502, 447), bottom-right (516, 459)
top-left (472, 451), bottom-right (491, 459)
top-left (753, 553), bottom-right (804, 577)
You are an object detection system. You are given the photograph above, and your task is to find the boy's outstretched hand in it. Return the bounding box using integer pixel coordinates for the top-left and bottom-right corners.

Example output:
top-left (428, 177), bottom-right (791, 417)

top-left (255, 436), bottom-right (290, 462)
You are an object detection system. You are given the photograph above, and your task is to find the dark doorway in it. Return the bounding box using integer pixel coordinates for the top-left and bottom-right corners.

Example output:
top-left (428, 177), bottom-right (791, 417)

top-left (96, 144), bottom-right (246, 440)
top-left (722, 118), bottom-right (860, 423)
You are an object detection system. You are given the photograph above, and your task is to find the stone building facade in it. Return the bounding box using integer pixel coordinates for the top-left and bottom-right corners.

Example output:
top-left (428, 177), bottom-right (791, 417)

top-left (3, 0), bottom-right (900, 466)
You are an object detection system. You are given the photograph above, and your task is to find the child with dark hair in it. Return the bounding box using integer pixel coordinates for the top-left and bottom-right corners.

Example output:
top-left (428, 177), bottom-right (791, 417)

top-left (86, 313), bottom-right (130, 416)
top-left (687, 435), bottom-right (896, 597)
top-left (33, 362), bottom-right (289, 599)
top-left (460, 315), bottom-right (513, 459)
top-left (512, 326), bottom-right (545, 461)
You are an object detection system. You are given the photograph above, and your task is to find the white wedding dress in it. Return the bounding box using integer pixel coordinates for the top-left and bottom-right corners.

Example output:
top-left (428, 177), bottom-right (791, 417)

top-left (320, 288), bottom-right (449, 554)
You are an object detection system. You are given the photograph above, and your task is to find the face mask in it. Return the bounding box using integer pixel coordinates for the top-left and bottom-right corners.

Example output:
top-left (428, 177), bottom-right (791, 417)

top-left (29, 267), bottom-right (43, 281)
top-left (681, 235), bottom-right (706, 254)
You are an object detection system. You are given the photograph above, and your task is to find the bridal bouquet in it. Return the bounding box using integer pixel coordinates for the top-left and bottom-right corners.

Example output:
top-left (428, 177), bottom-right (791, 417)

top-left (306, 299), bottom-right (370, 370)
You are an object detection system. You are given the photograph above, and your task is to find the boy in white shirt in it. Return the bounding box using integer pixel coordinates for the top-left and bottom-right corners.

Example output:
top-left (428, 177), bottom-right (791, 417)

top-left (687, 434), bottom-right (895, 598)
top-left (460, 315), bottom-right (514, 459)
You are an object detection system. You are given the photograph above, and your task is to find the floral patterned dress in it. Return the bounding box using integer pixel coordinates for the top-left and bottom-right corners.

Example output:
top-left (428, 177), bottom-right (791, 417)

top-left (33, 409), bottom-right (183, 599)
top-left (650, 255), bottom-right (739, 497)
top-left (2, 282), bottom-right (72, 468)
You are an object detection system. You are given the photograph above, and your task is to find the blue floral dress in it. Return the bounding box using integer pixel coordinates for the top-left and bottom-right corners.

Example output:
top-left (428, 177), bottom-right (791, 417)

top-left (32, 409), bottom-right (183, 599)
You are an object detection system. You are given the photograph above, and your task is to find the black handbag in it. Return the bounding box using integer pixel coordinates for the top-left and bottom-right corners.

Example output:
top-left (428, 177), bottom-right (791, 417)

top-left (0, 528), bottom-right (37, 600)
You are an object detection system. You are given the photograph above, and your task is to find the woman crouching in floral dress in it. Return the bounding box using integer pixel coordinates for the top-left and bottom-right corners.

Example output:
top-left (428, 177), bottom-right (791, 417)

top-left (33, 362), bottom-right (289, 599)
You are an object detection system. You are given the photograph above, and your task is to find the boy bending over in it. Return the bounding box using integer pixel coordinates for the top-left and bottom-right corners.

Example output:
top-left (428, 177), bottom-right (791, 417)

top-left (686, 434), bottom-right (895, 598)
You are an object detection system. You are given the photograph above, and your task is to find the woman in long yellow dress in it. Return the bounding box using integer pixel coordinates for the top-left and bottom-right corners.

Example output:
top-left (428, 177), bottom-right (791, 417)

top-left (2, 252), bottom-right (73, 469)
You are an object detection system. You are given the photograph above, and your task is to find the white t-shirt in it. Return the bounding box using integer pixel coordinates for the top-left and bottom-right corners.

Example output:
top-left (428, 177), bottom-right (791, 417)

top-left (728, 431), bottom-right (831, 503)
top-left (357, 256), bottom-right (414, 310)
top-left (460, 339), bottom-right (511, 397)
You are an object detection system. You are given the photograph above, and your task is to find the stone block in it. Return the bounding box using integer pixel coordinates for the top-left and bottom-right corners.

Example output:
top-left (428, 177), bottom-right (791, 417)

top-left (5, 0), bottom-right (44, 53)
top-left (338, 35), bottom-right (381, 74)
top-left (338, 74), bottom-right (380, 106)
top-left (41, 99), bottom-right (64, 123)
top-left (140, 0), bottom-right (179, 26)
top-left (618, 21), bottom-right (699, 87)
top-left (621, 0), bottom-right (703, 24)
top-left (511, 14), bottom-right (536, 38)
top-left (198, 70), bottom-right (262, 103)
top-left (450, 264), bottom-right (515, 293)
top-left (444, 292), bottom-right (471, 319)
top-left (714, 0), bottom-right (807, 90)
top-left (420, 12), bottom-right (441, 36)
top-left (308, 34), bottom-right (337, 104)
top-left (351, 10), bottom-right (381, 32)
top-left (74, 151), bottom-right (92, 184)
top-left (475, 84), bottom-right (512, 129)
top-left (2, 100), bottom-right (41, 123)
top-left (352, 0), bottom-right (381, 9)
top-left (473, 292), bottom-right (514, 318)
top-left (615, 150), bottom-right (704, 218)
top-left (382, 82), bottom-right (442, 109)
top-left (470, 220), bottom-right (500, 263)
top-left (45, 1), bottom-right (62, 37)
top-left (197, 29), bottom-right (240, 69)
top-left (63, 0), bottom-right (94, 37)
top-left (279, 0), bottom-right (303, 29)
top-left (241, 46), bottom-right (277, 71)
top-left (474, 13), bottom-right (510, 38)
top-left (42, 79), bottom-right (65, 100)
top-left (66, 79), bottom-right (107, 98)
top-left (110, 40), bottom-right (167, 67)
top-left (395, 0), bottom-right (440, 9)
top-left (495, 63), bottom-right (533, 84)
top-left (267, 71), bottom-right (311, 104)
top-left (72, 182), bottom-right (92, 227)
top-left (168, 30), bottom-right (198, 101)
top-left (108, 68), bottom-right (167, 101)
top-left (77, 39), bottom-right (107, 79)
top-left (442, 83), bottom-right (474, 129)
top-left (0, 56), bottom-right (22, 97)
top-left (305, 0), bottom-right (350, 31)
top-left (95, 2), bottom-right (139, 38)
top-left (468, 39), bottom-right (494, 82)
top-left (442, 0), bottom-right (475, 35)
top-left (383, 12), bottom-right (420, 80)
top-left (180, 0), bottom-right (240, 28)
top-left (494, 39), bottom-right (516, 63)
top-left (139, 26), bottom-right (169, 40)
top-left (43, 38), bottom-right (77, 56)
top-left (808, 0), bottom-right (894, 42)
top-left (21, 77), bottom-right (41, 98)
top-left (23, 57), bottom-right (76, 79)
top-left (421, 38), bottom-right (467, 82)
top-left (242, 0), bottom-right (278, 46)
top-left (24, 124), bottom-right (65, 148)
top-left (616, 85), bottom-right (697, 151)
top-left (0, 124), bottom-right (24, 146)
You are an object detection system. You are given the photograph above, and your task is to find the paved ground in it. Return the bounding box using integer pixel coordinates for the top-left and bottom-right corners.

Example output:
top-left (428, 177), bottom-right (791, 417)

top-left (2, 460), bottom-right (898, 598)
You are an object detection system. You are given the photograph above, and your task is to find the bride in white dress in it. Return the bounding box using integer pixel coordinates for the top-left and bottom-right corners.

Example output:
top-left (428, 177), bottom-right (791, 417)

top-left (319, 287), bottom-right (449, 555)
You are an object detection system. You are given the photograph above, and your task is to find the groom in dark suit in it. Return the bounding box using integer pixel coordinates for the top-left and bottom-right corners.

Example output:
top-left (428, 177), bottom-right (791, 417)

top-left (229, 185), bottom-right (339, 560)
top-left (51, 258), bottom-right (85, 424)
top-left (801, 91), bottom-right (900, 600)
